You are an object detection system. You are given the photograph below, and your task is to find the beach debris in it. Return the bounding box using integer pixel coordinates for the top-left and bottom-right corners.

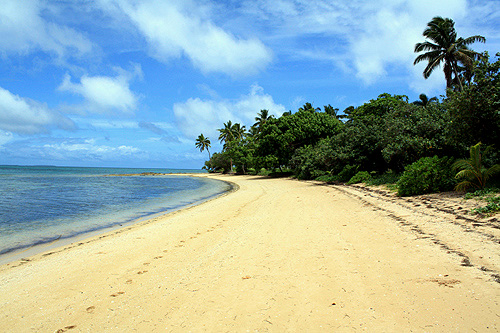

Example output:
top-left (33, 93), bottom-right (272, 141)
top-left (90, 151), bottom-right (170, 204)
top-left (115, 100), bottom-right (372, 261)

top-left (110, 291), bottom-right (125, 297)
top-left (242, 275), bottom-right (251, 280)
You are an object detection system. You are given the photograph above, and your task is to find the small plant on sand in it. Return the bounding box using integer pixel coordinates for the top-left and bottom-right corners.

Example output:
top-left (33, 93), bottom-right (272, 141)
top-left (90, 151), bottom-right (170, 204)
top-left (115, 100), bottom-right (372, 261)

top-left (453, 142), bottom-right (500, 192)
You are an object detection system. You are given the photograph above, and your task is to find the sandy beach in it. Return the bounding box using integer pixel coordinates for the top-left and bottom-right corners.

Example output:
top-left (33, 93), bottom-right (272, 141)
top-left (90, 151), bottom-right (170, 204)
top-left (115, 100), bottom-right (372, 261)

top-left (0, 174), bottom-right (499, 332)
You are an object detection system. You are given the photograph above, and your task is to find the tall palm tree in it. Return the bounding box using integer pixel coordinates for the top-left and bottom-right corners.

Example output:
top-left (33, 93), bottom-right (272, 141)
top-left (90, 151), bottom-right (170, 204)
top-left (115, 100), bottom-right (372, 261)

top-left (412, 93), bottom-right (438, 107)
top-left (231, 123), bottom-right (246, 140)
top-left (218, 120), bottom-right (235, 148)
top-left (195, 134), bottom-right (211, 159)
top-left (414, 16), bottom-right (485, 91)
top-left (253, 109), bottom-right (273, 131)
top-left (218, 121), bottom-right (246, 148)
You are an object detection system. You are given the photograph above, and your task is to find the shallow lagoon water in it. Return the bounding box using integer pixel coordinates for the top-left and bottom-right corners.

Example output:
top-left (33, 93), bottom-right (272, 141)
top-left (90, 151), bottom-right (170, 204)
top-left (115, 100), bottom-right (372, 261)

top-left (0, 166), bottom-right (231, 256)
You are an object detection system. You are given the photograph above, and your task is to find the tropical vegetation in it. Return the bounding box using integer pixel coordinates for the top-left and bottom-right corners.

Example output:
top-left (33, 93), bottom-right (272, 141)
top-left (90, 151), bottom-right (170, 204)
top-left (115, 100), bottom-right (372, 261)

top-left (195, 17), bottom-right (500, 197)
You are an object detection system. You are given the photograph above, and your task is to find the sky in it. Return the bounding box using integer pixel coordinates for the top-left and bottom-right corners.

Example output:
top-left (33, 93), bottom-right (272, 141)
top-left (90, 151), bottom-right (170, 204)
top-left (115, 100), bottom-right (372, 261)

top-left (0, 0), bottom-right (499, 169)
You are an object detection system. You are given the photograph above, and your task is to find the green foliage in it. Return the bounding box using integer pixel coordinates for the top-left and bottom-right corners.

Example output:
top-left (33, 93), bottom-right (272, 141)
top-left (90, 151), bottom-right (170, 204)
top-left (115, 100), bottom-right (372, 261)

top-left (337, 164), bottom-right (359, 182)
top-left (453, 142), bottom-right (500, 191)
top-left (471, 199), bottom-right (500, 215)
top-left (397, 156), bottom-right (456, 196)
top-left (365, 170), bottom-right (400, 186)
top-left (195, 133), bottom-right (211, 159)
top-left (258, 168), bottom-right (272, 176)
top-left (445, 53), bottom-right (500, 148)
top-left (258, 110), bottom-right (343, 169)
top-left (347, 171), bottom-right (371, 184)
top-left (463, 189), bottom-right (500, 215)
top-left (203, 152), bottom-right (231, 173)
top-left (414, 16), bottom-right (486, 90)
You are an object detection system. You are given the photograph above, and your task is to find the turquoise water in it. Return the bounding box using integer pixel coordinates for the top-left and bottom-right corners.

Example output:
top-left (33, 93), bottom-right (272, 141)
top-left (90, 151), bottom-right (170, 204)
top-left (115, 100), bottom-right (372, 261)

top-left (0, 166), bottom-right (230, 256)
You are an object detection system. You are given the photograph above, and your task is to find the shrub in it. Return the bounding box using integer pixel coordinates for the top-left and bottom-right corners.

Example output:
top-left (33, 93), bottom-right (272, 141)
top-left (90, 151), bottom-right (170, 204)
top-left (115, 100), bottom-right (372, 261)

top-left (337, 164), bottom-right (359, 182)
top-left (348, 171), bottom-right (371, 184)
top-left (258, 168), bottom-right (271, 176)
top-left (366, 170), bottom-right (400, 186)
top-left (397, 156), bottom-right (455, 196)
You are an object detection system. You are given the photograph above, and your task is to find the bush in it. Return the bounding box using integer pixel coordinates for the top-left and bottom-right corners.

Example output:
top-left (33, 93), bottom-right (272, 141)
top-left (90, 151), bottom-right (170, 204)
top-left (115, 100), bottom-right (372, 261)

top-left (258, 168), bottom-right (271, 176)
top-left (337, 164), bottom-right (359, 182)
top-left (348, 171), bottom-right (371, 184)
top-left (366, 170), bottom-right (400, 186)
top-left (397, 156), bottom-right (455, 196)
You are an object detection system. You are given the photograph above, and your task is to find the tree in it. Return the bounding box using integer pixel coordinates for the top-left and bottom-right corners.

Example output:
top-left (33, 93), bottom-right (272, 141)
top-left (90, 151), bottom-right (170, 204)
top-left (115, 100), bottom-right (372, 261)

top-left (195, 134), bottom-right (211, 159)
top-left (298, 102), bottom-right (320, 113)
top-left (257, 109), bottom-right (342, 170)
top-left (324, 104), bottom-right (340, 118)
top-left (253, 109), bottom-right (274, 132)
top-left (231, 122), bottom-right (246, 141)
top-left (412, 93), bottom-right (438, 107)
top-left (453, 142), bottom-right (500, 191)
top-left (218, 121), bottom-right (234, 149)
top-left (414, 16), bottom-right (486, 91)
top-left (445, 52), bottom-right (500, 148)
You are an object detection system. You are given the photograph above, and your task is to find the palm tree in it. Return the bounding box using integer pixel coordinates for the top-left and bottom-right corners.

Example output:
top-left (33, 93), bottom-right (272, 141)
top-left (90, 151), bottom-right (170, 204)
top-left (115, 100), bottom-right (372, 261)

top-left (414, 16), bottom-right (486, 91)
top-left (195, 134), bottom-right (211, 159)
top-left (253, 109), bottom-right (273, 131)
top-left (324, 104), bottom-right (340, 118)
top-left (218, 120), bottom-right (235, 148)
top-left (453, 142), bottom-right (500, 191)
top-left (231, 122), bottom-right (246, 140)
top-left (299, 102), bottom-right (320, 113)
top-left (412, 93), bottom-right (438, 107)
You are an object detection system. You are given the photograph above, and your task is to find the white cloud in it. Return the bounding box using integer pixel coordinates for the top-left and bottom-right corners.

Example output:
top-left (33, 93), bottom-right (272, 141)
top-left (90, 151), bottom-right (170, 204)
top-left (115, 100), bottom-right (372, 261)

top-left (0, 0), bottom-right (93, 58)
top-left (58, 65), bottom-right (142, 114)
top-left (351, 0), bottom-right (468, 84)
top-left (102, 0), bottom-right (272, 76)
top-left (237, 0), bottom-right (473, 88)
top-left (0, 86), bottom-right (74, 135)
top-left (173, 84), bottom-right (286, 139)
top-left (41, 139), bottom-right (143, 161)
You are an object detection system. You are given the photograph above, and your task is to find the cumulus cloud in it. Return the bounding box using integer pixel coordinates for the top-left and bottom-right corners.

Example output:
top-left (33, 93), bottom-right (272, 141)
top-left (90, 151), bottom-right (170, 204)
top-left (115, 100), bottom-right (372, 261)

top-left (101, 0), bottom-right (272, 76)
top-left (58, 65), bottom-right (142, 114)
top-left (0, 0), bottom-right (93, 58)
top-left (173, 84), bottom-right (286, 139)
top-left (0, 86), bottom-right (74, 135)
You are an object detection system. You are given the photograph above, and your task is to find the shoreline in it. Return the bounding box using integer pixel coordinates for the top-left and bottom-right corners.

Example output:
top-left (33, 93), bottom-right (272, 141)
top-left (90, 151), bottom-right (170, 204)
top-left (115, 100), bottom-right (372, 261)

top-left (0, 174), bottom-right (237, 266)
top-left (1, 174), bottom-right (498, 331)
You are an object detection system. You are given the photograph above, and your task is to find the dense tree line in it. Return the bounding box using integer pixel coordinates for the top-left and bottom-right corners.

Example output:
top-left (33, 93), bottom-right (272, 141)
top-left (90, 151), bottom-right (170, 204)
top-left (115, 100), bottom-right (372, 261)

top-left (196, 17), bottom-right (500, 196)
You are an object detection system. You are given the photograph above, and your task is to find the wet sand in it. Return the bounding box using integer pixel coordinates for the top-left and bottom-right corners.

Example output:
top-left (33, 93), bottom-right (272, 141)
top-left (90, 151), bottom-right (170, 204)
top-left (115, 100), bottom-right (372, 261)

top-left (0, 174), bottom-right (498, 332)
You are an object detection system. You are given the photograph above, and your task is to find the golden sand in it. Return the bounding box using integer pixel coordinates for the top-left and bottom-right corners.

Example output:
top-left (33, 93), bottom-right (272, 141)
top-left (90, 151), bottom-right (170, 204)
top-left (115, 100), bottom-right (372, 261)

top-left (0, 175), bottom-right (498, 332)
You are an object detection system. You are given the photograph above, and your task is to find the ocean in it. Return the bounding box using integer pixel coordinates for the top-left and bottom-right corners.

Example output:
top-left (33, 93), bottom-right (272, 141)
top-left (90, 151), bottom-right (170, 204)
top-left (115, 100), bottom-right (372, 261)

top-left (0, 165), bottom-right (231, 260)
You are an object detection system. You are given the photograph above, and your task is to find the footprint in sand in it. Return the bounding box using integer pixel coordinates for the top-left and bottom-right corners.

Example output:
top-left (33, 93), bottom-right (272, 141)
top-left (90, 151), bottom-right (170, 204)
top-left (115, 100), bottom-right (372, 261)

top-left (143, 262), bottom-right (150, 265)
top-left (137, 270), bottom-right (148, 274)
top-left (154, 256), bottom-right (163, 259)
top-left (86, 306), bottom-right (95, 313)
top-left (125, 279), bottom-right (133, 284)
top-left (56, 325), bottom-right (77, 332)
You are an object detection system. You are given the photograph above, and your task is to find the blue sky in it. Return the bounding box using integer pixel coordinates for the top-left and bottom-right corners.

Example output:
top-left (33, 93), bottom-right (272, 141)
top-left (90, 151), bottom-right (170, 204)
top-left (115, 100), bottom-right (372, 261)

top-left (0, 0), bottom-right (499, 169)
